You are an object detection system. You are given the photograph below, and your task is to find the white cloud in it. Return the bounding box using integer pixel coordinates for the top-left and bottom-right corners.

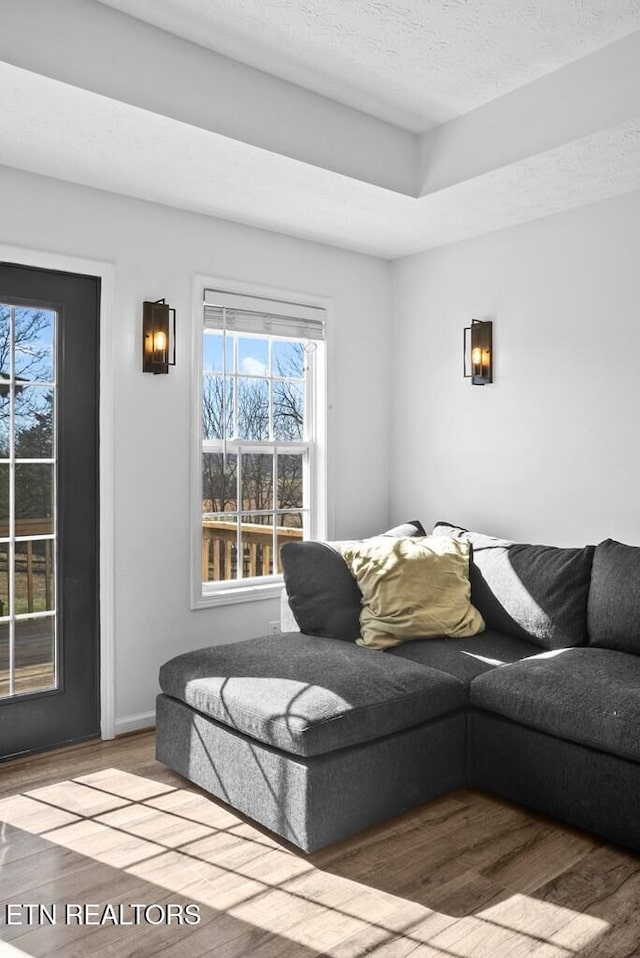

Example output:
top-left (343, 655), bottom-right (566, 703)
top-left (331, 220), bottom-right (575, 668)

top-left (240, 356), bottom-right (267, 376)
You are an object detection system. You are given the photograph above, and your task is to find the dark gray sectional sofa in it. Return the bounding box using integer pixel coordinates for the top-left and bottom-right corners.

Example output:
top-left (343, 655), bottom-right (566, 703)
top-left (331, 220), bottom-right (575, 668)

top-left (156, 520), bottom-right (640, 853)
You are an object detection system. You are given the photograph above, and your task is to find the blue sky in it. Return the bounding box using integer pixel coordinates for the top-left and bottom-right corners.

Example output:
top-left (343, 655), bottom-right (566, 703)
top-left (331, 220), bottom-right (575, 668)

top-left (203, 333), bottom-right (304, 379)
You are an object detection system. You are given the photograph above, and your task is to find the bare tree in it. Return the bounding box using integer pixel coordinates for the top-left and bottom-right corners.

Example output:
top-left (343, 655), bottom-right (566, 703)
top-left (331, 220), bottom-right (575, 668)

top-left (0, 307), bottom-right (54, 516)
top-left (0, 307), bottom-right (53, 382)
top-left (201, 342), bottom-right (305, 519)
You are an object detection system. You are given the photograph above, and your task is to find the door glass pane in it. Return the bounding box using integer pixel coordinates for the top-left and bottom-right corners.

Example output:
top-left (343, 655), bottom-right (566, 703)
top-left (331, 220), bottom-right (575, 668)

top-left (0, 304), bottom-right (10, 458)
top-left (241, 453), bottom-right (273, 512)
top-left (15, 615), bottom-right (55, 695)
top-left (15, 540), bottom-right (54, 615)
top-left (0, 394), bottom-right (9, 458)
top-left (0, 541), bottom-right (9, 616)
top-left (0, 304), bottom-right (10, 378)
top-left (14, 307), bottom-right (55, 383)
top-left (15, 464), bottom-right (54, 536)
top-left (241, 513), bottom-right (273, 578)
top-left (0, 621), bottom-right (9, 697)
top-left (15, 387), bottom-right (54, 458)
top-left (0, 464), bottom-right (8, 536)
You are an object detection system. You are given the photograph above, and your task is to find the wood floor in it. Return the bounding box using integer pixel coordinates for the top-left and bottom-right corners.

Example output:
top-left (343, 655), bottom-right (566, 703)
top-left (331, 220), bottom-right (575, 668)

top-left (1, 732), bottom-right (640, 958)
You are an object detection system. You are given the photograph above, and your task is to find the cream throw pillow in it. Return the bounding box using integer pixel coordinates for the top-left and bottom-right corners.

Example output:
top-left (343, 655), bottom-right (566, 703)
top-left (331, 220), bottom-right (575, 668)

top-left (340, 535), bottom-right (485, 649)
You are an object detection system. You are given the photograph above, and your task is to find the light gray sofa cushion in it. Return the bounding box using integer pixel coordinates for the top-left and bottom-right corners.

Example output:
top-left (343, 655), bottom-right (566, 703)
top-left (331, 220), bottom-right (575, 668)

top-left (389, 629), bottom-right (541, 686)
top-left (588, 538), bottom-right (640, 654)
top-left (159, 632), bottom-right (465, 758)
top-left (434, 521), bottom-right (594, 650)
top-left (470, 647), bottom-right (640, 763)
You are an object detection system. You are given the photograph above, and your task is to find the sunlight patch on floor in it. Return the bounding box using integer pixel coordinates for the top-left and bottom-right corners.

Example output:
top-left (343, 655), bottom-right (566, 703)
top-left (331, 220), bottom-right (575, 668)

top-left (0, 768), bottom-right (612, 958)
top-left (478, 892), bottom-right (609, 941)
top-left (0, 794), bottom-right (79, 834)
top-left (0, 942), bottom-right (35, 957)
top-left (45, 817), bottom-right (165, 869)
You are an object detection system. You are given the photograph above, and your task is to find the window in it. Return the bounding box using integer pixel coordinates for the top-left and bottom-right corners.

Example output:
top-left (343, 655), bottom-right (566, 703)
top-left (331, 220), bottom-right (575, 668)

top-left (193, 286), bottom-right (326, 606)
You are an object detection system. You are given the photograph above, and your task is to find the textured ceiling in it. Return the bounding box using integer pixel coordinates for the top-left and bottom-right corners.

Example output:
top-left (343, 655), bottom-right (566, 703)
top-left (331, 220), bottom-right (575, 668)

top-left (2, 0), bottom-right (640, 258)
top-left (3, 61), bottom-right (640, 259)
top-left (97, 0), bottom-right (640, 131)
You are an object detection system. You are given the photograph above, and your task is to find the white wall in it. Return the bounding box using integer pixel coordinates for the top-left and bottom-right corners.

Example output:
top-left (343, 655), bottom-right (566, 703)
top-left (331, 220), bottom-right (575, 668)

top-left (0, 165), bottom-right (392, 731)
top-left (391, 188), bottom-right (640, 548)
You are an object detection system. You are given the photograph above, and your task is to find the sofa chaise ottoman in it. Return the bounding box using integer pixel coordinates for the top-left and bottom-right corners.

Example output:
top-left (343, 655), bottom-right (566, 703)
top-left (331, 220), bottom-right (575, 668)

top-left (156, 520), bottom-right (640, 854)
top-left (156, 632), bottom-right (468, 851)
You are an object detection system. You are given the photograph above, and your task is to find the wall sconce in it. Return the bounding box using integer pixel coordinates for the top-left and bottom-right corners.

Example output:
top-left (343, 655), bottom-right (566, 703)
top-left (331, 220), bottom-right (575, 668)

top-left (463, 319), bottom-right (492, 385)
top-left (142, 299), bottom-right (176, 374)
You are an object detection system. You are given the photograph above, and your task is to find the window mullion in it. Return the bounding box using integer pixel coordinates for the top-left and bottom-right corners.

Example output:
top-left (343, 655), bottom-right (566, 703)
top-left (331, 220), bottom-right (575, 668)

top-left (303, 346), bottom-right (313, 539)
top-left (268, 339), bottom-right (274, 442)
top-left (232, 336), bottom-right (238, 439)
top-left (273, 451), bottom-right (278, 576)
top-left (236, 448), bottom-right (242, 580)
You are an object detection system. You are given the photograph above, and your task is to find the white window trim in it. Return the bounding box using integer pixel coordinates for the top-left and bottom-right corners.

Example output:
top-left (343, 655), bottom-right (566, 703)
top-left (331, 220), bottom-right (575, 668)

top-left (190, 275), bottom-right (329, 609)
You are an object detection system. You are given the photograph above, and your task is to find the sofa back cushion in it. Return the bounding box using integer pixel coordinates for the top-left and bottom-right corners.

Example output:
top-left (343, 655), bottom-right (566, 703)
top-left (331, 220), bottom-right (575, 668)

top-left (281, 520), bottom-right (426, 641)
top-left (588, 538), bottom-right (640, 654)
top-left (433, 521), bottom-right (594, 650)
top-left (340, 536), bottom-right (484, 649)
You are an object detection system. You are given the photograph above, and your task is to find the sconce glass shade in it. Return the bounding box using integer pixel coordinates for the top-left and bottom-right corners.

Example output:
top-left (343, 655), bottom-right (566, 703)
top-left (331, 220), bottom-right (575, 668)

top-left (464, 319), bottom-right (492, 385)
top-left (143, 299), bottom-right (176, 374)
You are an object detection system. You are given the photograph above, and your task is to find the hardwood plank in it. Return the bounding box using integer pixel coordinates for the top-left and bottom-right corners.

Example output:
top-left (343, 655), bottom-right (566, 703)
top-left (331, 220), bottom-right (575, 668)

top-left (0, 838), bottom-right (97, 900)
top-left (74, 768), bottom-right (176, 802)
top-left (43, 818), bottom-right (165, 869)
top-left (1, 731), bottom-right (639, 958)
top-left (94, 803), bottom-right (215, 848)
top-left (550, 866), bottom-right (640, 957)
top-left (26, 780), bottom-right (131, 816)
top-left (144, 788), bottom-right (241, 830)
top-left (532, 842), bottom-right (640, 921)
top-left (311, 793), bottom-right (470, 869)
top-left (475, 823), bottom-right (598, 894)
top-left (0, 793), bottom-right (79, 834)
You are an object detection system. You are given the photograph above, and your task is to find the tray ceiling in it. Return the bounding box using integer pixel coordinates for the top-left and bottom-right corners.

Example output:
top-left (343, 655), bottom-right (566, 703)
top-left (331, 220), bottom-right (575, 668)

top-left (98, 0), bottom-right (640, 131)
top-left (1, 0), bottom-right (640, 257)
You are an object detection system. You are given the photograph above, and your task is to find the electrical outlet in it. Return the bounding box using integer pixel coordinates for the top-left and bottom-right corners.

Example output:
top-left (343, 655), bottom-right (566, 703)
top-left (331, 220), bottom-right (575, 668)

top-left (268, 621), bottom-right (280, 636)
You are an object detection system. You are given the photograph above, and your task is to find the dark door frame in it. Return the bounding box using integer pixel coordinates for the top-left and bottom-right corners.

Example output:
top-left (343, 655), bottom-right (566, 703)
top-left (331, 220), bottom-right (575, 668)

top-left (0, 245), bottom-right (115, 742)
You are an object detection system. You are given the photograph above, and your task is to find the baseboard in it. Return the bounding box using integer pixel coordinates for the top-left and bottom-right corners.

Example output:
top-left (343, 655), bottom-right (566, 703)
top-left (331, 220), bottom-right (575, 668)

top-left (114, 710), bottom-right (156, 736)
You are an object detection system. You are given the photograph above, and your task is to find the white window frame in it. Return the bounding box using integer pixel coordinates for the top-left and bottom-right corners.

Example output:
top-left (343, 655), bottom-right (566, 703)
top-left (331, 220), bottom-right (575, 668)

top-left (190, 276), bottom-right (328, 608)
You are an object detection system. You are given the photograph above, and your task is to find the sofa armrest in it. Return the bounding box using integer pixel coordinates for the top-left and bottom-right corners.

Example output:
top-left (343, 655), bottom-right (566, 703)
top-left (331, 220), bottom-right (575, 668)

top-left (280, 588), bottom-right (300, 632)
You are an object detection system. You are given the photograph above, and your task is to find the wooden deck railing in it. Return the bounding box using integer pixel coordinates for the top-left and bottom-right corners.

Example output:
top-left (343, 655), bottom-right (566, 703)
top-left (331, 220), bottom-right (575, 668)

top-left (0, 518), bottom-right (54, 616)
top-left (202, 519), bottom-right (302, 582)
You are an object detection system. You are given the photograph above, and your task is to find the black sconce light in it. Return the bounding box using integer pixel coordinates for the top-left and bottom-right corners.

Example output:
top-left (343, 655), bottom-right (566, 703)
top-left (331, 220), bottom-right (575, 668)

top-left (464, 319), bottom-right (492, 385)
top-left (142, 299), bottom-right (176, 374)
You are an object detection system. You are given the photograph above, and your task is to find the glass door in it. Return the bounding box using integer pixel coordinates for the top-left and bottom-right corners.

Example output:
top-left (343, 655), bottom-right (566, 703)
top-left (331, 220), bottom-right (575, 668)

top-left (0, 302), bottom-right (57, 699)
top-left (0, 264), bottom-right (99, 760)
